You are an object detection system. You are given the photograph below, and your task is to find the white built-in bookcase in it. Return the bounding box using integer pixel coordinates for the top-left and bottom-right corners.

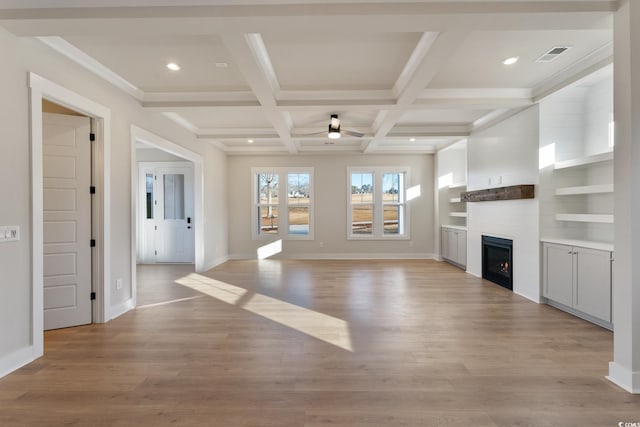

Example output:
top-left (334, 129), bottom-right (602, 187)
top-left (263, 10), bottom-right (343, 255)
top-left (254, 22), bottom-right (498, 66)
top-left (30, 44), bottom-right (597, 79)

top-left (539, 66), bottom-right (614, 250)
top-left (437, 140), bottom-right (468, 230)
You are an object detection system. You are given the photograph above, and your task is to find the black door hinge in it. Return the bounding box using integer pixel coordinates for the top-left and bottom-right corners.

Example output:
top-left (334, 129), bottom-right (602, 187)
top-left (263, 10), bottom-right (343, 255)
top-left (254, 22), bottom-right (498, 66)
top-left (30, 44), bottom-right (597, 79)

top-left (90, 239), bottom-right (96, 247)
top-left (90, 292), bottom-right (96, 300)
top-left (90, 186), bottom-right (96, 194)
top-left (90, 133), bottom-right (96, 142)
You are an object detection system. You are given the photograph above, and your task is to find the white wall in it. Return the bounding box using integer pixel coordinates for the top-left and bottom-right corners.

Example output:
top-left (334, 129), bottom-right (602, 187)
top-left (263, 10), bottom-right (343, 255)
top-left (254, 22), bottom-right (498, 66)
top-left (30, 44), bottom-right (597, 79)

top-left (227, 154), bottom-right (435, 259)
top-left (467, 106), bottom-right (540, 302)
top-left (136, 147), bottom-right (185, 162)
top-left (584, 77), bottom-right (614, 156)
top-left (0, 28), bottom-right (228, 376)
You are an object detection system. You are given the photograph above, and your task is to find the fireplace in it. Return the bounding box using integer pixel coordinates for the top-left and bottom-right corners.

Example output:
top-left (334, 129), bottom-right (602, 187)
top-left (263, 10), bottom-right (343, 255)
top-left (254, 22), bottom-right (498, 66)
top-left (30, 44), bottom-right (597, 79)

top-left (482, 235), bottom-right (513, 290)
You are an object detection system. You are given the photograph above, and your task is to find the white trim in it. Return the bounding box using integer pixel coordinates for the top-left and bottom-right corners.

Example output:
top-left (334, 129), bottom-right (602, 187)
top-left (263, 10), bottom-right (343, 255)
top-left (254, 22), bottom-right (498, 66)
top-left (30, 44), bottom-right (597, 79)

top-left (202, 255), bottom-right (231, 272)
top-left (0, 347), bottom-right (35, 379)
top-left (28, 72), bottom-right (111, 362)
top-left (37, 37), bottom-right (144, 101)
top-left (109, 298), bottom-right (136, 321)
top-left (230, 253), bottom-right (438, 260)
top-left (131, 126), bottom-right (206, 313)
top-left (608, 362), bottom-right (640, 394)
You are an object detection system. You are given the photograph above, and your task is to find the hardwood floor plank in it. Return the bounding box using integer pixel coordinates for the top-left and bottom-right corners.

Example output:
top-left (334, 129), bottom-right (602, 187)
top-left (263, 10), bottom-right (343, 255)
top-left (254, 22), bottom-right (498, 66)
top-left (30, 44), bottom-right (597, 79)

top-left (0, 260), bottom-right (638, 426)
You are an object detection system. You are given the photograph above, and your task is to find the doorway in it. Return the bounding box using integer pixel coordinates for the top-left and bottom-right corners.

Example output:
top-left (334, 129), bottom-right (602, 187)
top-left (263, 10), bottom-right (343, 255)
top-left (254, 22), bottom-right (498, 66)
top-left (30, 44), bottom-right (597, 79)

top-left (130, 126), bottom-right (205, 308)
top-left (29, 73), bottom-right (110, 359)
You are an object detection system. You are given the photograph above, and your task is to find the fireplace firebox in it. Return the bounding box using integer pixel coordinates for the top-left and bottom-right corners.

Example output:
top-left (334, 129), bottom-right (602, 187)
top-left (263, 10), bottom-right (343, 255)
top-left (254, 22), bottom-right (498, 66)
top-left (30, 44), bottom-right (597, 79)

top-left (482, 235), bottom-right (513, 291)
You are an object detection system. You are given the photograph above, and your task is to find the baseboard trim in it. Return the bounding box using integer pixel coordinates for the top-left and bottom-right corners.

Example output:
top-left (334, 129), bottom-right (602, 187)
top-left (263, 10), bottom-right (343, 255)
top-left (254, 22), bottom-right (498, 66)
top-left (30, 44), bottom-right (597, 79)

top-left (109, 298), bottom-right (135, 321)
top-left (200, 255), bottom-right (230, 272)
top-left (230, 253), bottom-right (438, 261)
top-left (608, 361), bottom-right (640, 393)
top-left (0, 346), bottom-right (35, 379)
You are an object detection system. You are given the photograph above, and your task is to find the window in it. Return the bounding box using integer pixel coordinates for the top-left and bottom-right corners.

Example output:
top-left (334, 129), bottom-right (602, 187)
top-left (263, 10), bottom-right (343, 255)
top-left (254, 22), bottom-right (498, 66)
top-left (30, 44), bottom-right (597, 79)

top-left (350, 172), bottom-right (374, 235)
top-left (348, 167), bottom-right (409, 239)
top-left (257, 173), bottom-right (279, 235)
top-left (253, 168), bottom-right (314, 239)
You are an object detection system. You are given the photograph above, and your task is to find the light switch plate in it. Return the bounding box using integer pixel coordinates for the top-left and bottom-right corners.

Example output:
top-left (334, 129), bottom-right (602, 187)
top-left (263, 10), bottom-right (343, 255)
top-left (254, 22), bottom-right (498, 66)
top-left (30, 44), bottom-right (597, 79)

top-left (0, 226), bottom-right (20, 242)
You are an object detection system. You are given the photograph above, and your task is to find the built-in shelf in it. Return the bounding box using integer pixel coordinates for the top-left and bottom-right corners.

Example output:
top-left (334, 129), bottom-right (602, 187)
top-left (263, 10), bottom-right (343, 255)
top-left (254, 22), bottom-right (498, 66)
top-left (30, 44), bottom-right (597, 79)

top-left (442, 224), bottom-right (467, 231)
top-left (541, 237), bottom-right (614, 252)
top-left (555, 214), bottom-right (614, 223)
top-left (450, 212), bottom-right (468, 218)
top-left (554, 151), bottom-right (613, 170)
top-left (449, 182), bottom-right (467, 189)
top-left (449, 197), bottom-right (462, 203)
top-left (555, 184), bottom-right (614, 196)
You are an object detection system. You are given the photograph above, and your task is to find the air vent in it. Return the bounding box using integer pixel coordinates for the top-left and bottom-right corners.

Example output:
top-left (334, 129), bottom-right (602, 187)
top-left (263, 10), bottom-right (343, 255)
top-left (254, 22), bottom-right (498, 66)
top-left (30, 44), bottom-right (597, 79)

top-left (536, 46), bottom-right (571, 63)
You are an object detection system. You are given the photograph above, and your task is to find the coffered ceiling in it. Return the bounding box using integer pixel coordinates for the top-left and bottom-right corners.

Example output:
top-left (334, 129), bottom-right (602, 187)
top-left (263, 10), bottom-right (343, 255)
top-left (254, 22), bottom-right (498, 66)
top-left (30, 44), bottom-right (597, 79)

top-left (0, 0), bottom-right (616, 154)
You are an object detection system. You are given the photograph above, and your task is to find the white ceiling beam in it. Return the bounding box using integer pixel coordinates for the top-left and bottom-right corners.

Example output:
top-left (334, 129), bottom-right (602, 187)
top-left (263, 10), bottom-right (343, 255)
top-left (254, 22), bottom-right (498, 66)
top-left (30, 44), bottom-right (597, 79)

top-left (387, 124), bottom-right (471, 137)
top-left (365, 30), bottom-right (469, 152)
top-left (0, 3), bottom-right (615, 36)
top-left (220, 32), bottom-right (297, 154)
top-left (37, 36), bottom-right (144, 101)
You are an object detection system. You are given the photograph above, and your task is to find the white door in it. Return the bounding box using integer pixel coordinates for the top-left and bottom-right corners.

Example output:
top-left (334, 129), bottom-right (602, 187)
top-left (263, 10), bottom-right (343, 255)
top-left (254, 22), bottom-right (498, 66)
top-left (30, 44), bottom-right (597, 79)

top-left (42, 113), bottom-right (92, 330)
top-left (140, 164), bottom-right (195, 263)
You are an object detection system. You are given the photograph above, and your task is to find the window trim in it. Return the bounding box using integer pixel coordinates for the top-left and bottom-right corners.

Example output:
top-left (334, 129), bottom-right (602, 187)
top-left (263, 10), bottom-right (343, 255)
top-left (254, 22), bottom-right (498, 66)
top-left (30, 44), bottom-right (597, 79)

top-left (347, 166), bottom-right (410, 240)
top-left (252, 167), bottom-right (314, 240)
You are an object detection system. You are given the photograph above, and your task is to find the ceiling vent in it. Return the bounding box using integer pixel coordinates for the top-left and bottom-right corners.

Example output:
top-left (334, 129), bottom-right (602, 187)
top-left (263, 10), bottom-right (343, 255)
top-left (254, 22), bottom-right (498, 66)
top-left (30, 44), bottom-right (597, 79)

top-left (536, 46), bottom-right (571, 63)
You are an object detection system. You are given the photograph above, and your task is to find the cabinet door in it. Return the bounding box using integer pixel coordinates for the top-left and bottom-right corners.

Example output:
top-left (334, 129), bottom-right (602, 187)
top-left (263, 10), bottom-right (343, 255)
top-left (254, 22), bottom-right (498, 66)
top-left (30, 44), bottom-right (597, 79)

top-left (543, 243), bottom-right (574, 307)
top-left (457, 230), bottom-right (467, 267)
top-left (447, 229), bottom-right (459, 263)
top-left (441, 228), bottom-right (448, 260)
top-left (574, 248), bottom-right (612, 322)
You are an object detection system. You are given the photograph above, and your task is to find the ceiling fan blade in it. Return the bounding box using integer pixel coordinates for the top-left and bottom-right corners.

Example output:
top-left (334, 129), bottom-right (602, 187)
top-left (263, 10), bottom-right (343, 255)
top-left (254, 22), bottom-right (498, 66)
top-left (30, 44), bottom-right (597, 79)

top-left (296, 131), bottom-right (326, 137)
top-left (341, 129), bottom-right (364, 138)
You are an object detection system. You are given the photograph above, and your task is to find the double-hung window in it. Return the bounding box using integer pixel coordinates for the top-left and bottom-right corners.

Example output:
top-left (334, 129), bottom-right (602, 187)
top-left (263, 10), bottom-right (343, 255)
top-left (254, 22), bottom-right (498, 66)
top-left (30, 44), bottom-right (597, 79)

top-left (348, 167), bottom-right (408, 239)
top-left (253, 168), bottom-right (314, 239)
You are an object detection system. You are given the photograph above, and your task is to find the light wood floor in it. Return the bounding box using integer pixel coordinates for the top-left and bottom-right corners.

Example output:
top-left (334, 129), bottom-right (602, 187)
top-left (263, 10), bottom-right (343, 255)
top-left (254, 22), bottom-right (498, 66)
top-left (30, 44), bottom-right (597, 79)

top-left (1, 260), bottom-right (639, 426)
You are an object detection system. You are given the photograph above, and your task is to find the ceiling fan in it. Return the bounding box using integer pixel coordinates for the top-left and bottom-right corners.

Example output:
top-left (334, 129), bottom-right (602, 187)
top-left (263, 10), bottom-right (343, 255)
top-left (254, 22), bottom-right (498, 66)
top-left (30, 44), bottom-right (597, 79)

top-left (302, 114), bottom-right (365, 139)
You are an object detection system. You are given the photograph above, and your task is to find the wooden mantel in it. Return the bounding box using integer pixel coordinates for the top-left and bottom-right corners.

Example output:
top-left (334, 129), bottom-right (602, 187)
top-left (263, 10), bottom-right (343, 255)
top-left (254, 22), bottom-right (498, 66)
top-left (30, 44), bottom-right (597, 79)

top-left (461, 184), bottom-right (535, 202)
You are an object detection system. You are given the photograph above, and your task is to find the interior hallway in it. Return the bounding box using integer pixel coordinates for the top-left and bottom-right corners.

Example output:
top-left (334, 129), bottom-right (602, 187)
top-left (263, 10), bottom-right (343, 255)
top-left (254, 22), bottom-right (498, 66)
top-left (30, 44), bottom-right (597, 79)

top-left (0, 260), bottom-right (637, 426)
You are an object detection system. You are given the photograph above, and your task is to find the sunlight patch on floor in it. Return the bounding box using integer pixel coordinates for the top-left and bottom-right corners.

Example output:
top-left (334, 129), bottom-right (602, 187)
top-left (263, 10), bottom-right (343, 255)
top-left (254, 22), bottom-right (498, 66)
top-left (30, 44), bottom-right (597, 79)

top-left (257, 239), bottom-right (283, 259)
top-left (176, 273), bottom-right (354, 352)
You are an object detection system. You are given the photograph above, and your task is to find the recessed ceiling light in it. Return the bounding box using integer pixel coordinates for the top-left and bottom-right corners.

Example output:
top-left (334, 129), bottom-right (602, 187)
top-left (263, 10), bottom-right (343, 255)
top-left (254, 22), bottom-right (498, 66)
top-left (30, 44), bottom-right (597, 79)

top-left (215, 62), bottom-right (228, 68)
top-left (410, 138), bottom-right (416, 142)
top-left (248, 139), bottom-right (254, 144)
top-left (503, 56), bottom-right (519, 66)
top-left (166, 62), bottom-right (181, 71)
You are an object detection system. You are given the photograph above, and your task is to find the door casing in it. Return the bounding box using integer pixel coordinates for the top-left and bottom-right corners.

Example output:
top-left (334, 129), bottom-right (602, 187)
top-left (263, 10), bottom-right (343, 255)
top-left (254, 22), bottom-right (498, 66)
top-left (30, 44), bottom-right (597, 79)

top-left (29, 72), bottom-right (111, 359)
top-left (130, 126), bottom-right (205, 308)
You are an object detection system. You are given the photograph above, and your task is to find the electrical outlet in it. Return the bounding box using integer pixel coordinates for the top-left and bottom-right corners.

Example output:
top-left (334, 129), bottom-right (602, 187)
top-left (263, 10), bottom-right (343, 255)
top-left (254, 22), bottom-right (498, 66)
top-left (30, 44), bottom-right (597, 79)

top-left (319, 242), bottom-right (324, 248)
top-left (116, 279), bottom-right (123, 290)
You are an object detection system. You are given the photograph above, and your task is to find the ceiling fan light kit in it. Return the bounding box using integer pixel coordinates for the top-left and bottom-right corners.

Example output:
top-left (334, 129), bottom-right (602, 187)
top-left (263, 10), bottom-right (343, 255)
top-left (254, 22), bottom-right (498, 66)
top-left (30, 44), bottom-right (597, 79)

top-left (328, 114), bottom-right (341, 139)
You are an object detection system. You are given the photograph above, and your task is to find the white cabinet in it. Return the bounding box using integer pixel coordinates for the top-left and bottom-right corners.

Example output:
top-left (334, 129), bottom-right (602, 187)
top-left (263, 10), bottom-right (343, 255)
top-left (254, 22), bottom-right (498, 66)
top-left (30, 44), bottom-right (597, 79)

top-left (542, 242), bottom-right (612, 327)
top-left (441, 227), bottom-right (466, 268)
